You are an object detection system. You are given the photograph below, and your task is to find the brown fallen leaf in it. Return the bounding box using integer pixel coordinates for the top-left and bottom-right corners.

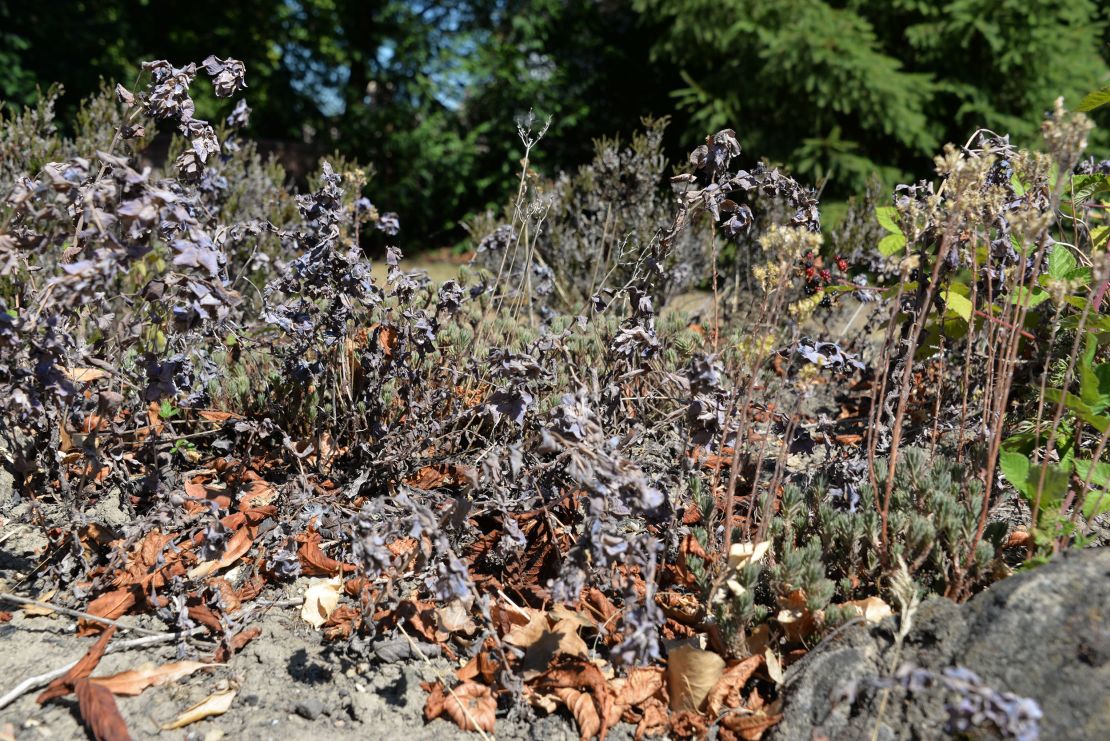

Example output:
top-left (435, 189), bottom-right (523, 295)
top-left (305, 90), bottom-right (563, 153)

top-left (74, 678), bottom-right (132, 741)
top-left (456, 651), bottom-right (500, 685)
top-left (717, 705), bottom-right (783, 741)
top-left (90, 661), bottom-right (213, 696)
top-left (553, 686), bottom-right (601, 740)
top-left (21, 588), bottom-right (58, 617)
top-left (775, 589), bottom-right (818, 643)
top-left (669, 709), bottom-right (708, 738)
top-left (297, 530), bottom-right (356, 576)
top-left (1005, 529), bottom-right (1032, 549)
top-left (436, 599), bottom-right (477, 635)
top-left (424, 681), bottom-right (496, 733)
top-left (611, 666), bottom-right (666, 709)
top-left (548, 619), bottom-right (590, 658)
top-left (530, 662), bottom-right (619, 739)
top-left (187, 604), bottom-right (223, 633)
top-left (323, 605), bottom-right (363, 641)
top-left (705, 655), bottom-right (763, 717)
top-left (301, 576), bottom-right (343, 629)
top-left (655, 592), bottom-right (705, 626)
top-left (405, 465), bottom-right (448, 490)
top-left (666, 644), bottom-right (725, 713)
top-left (161, 687), bottom-right (237, 730)
top-left (187, 528), bottom-right (252, 579)
top-left (216, 627), bottom-right (262, 662)
top-left (633, 697), bottom-right (669, 740)
top-left (237, 478), bottom-right (276, 508)
top-left (504, 608), bottom-right (548, 649)
top-left (197, 409), bottom-right (243, 422)
top-left (64, 367), bottom-right (110, 384)
top-left (38, 626), bottom-right (117, 703)
top-left (840, 596), bottom-right (893, 624)
top-left (524, 685), bottom-right (561, 714)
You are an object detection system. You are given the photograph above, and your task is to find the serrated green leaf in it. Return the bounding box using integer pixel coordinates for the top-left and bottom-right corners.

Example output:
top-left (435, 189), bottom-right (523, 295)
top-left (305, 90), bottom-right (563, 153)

top-left (1091, 226), bottom-right (1110, 251)
top-left (878, 232), bottom-right (906, 257)
top-left (1075, 459), bottom-right (1110, 489)
top-left (1000, 451), bottom-right (1070, 507)
top-left (1046, 246), bottom-right (1077, 280)
top-left (1077, 335), bottom-right (1110, 412)
top-left (1082, 492), bottom-right (1110, 519)
top-left (1077, 86), bottom-right (1110, 112)
top-left (875, 206), bottom-right (900, 233)
top-left (999, 450), bottom-right (1031, 498)
top-left (941, 288), bottom-right (973, 322)
top-left (1043, 388), bottom-right (1110, 433)
top-left (1010, 286), bottom-right (1050, 308)
top-left (1066, 174), bottom-right (1110, 210)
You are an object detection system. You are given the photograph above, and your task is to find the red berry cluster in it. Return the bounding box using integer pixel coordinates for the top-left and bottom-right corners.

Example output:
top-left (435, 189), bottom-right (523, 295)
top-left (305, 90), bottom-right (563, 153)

top-left (801, 251), bottom-right (849, 296)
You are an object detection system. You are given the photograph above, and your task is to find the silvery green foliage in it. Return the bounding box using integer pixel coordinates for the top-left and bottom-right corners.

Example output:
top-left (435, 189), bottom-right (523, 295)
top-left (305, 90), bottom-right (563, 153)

top-left (771, 448), bottom-right (1006, 603)
top-left (471, 119), bottom-right (715, 312)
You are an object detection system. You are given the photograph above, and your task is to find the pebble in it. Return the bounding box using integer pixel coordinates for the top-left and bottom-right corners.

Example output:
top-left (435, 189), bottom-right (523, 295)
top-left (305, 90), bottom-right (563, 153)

top-left (294, 698), bottom-right (325, 720)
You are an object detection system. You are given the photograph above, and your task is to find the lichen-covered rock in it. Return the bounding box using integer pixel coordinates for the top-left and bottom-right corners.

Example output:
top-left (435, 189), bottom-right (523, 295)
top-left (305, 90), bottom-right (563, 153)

top-left (770, 548), bottom-right (1110, 740)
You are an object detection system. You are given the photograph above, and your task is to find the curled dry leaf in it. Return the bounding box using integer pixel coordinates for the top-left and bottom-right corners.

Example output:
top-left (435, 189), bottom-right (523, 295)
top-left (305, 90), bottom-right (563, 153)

top-left (161, 687), bottom-right (237, 730)
top-left (38, 626), bottom-right (117, 703)
top-left (727, 541), bottom-right (770, 571)
top-left (531, 662), bottom-right (619, 739)
top-left (840, 596), bottom-right (893, 623)
top-left (553, 686), bottom-right (601, 741)
top-left (78, 590), bottom-right (135, 635)
top-left (611, 666), bottom-right (666, 709)
top-left (775, 589), bottom-right (818, 643)
top-left (666, 644), bottom-right (725, 712)
top-left (655, 592), bottom-right (704, 625)
top-left (21, 588), bottom-right (58, 616)
top-left (74, 678), bottom-right (132, 741)
top-left (705, 654), bottom-right (763, 717)
top-left (297, 530), bottom-right (356, 576)
top-left (91, 661), bottom-right (213, 696)
top-left (64, 367), bottom-right (110, 384)
top-left (717, 705), bottom-right (784, 741)
top-left (423, 680), bottom-right (496, 734)
top-left (633, 697), bottom-right (669, 740)
top-left (300, 575), bottom-right (343, 629)
top-left (187, 527), bottom-right (252, 579)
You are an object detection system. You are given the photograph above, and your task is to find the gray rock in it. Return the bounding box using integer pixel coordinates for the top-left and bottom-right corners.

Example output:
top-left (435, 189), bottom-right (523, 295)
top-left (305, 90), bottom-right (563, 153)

top-left (0, 441), bottom-right (14, 508)
top-left (294, 697), bottom-right (326, 720)
top-left (770, 548), bottom-right (1110, 741)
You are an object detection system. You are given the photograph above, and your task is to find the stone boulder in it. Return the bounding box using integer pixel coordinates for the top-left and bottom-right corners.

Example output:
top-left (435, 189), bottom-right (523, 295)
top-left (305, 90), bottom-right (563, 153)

top-left (770, 548), bottom-right (1110, 740)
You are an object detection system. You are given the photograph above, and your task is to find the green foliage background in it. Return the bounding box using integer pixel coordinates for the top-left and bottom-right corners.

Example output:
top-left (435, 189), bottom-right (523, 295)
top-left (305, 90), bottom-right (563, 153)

top-left (2, 0), bottom-right (1108, 244)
